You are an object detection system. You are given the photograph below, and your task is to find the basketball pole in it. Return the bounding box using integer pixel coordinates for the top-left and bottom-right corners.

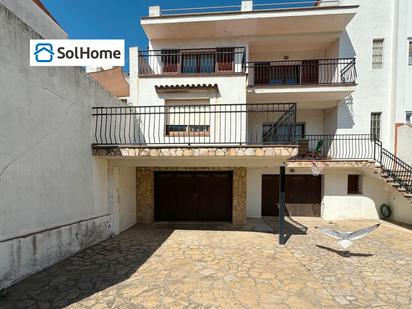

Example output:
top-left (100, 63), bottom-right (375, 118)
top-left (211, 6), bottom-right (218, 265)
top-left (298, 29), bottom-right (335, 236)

top-left (279, 162), bottom-right (286, 245)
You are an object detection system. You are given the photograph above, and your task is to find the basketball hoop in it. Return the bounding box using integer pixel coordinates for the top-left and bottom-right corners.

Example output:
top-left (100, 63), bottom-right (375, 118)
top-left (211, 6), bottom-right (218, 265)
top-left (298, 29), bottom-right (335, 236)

top-left (311, 161), bottom-right (324, 176)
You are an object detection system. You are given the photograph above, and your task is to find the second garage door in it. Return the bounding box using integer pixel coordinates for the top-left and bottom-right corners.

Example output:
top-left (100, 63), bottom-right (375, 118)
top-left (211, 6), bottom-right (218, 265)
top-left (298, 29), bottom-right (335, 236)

top-left (262, 175), bottom-right (322, 217)
top-left (154, 171), bottom-right (233, 222)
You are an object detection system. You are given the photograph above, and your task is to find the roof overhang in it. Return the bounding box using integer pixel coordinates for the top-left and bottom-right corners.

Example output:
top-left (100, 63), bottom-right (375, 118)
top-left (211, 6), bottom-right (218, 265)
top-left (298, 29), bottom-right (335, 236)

top-left (141, 6), bottom-right (358, 40)
top-left (155, 83), bottom-right (219, 93)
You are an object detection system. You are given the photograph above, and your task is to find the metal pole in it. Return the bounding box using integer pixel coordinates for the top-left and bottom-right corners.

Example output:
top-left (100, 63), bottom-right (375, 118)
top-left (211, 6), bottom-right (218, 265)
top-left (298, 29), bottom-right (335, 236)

top-left (279, 163), bottom-right (286, 245)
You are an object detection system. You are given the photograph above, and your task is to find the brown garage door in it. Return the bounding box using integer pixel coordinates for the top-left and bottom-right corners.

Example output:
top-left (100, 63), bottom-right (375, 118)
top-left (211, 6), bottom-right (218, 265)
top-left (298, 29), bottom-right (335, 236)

top-left (154, 171), bottom-right (232, 222)
top-left (262, 175), bottom-right (321, 217)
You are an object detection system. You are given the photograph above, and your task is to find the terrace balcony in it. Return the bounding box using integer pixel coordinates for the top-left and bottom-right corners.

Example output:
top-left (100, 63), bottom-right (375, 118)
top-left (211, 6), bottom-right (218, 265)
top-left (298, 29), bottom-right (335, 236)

top-left (247, 58), bottom-right (357, 103)
top-left (91, 103), bottom-right (298, 161)
top-left (141, 1), bottom-right (358, 41)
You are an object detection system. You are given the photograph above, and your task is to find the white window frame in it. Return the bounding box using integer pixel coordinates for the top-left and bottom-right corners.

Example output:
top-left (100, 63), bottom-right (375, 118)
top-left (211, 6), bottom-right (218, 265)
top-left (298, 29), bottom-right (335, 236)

top-left (372, 39), bottom-right (384, 69)
top-left (370, 112), bottom-right (382, 140)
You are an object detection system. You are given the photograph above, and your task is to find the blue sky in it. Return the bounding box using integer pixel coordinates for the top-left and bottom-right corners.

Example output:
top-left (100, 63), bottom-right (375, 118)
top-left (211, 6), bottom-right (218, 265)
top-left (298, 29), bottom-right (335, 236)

top-left (41, 0), bottom-right (315, 72)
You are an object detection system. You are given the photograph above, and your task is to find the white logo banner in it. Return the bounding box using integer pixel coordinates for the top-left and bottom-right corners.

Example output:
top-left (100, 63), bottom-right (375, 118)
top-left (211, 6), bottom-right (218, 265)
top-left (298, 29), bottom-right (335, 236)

top-left (30, 39), bottom-right (125, 66)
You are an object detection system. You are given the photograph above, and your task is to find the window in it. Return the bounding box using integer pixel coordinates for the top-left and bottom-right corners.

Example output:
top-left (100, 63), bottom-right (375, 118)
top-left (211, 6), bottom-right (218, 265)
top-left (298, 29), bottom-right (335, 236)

top-left (406, 112), bottom-right (412, 124)
top-left (181, 50), bottom-right (215, 74)
top-left (370, 112), bottom-right (381, 140)
top-left (372, 39), bottom-right (384, 69)
top-left (409, 40), bottom-right (412, 65)
top-left (165, 100), bottom-right (210, 137)
top-left (262, 123), bottom-right (305, 143)
top-left (347, 175), bottom-right (361, 194)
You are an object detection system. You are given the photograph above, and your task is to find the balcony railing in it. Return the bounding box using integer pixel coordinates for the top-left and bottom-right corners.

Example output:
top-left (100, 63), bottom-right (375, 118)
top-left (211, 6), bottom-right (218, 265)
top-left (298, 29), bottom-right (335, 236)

top-left (156, 1), bottom-right (340, 16)
top-left (92, 103), bottom-right (296, 147)
top-left (138, 48), bottom-right (246, 76)
top-left (247, 58), bottom-right (356, 86)
top-left (291, 134), bottom-right (379, 160)
top-left (290, 134), bottom-right (412, 193)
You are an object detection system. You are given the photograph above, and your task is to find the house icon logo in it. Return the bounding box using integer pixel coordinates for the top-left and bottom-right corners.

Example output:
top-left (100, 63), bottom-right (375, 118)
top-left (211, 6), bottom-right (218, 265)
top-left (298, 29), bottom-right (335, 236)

top-left (34, 43), bottom-right (54, 63)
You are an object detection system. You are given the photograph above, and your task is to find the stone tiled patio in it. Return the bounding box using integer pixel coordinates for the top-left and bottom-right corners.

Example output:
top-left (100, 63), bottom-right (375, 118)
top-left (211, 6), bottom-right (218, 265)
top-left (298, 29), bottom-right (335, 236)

top-left (1, 219), bottom-right (411, 308)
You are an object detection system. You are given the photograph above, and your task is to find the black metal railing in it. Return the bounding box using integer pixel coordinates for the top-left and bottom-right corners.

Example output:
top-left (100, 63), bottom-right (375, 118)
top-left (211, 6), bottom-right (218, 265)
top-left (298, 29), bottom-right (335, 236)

top-left (92, 103), bottom-right (296, 146)
top-left (379, 147), bottom-right (412, 193)
top-left (247, 58), bottom-right (356, 86)
top-left (291, 134), bottom-right (378, 160)
top-left (138, 47), bottom-right (246, 76)
top-left (290, 134), bottom-right (412, 194)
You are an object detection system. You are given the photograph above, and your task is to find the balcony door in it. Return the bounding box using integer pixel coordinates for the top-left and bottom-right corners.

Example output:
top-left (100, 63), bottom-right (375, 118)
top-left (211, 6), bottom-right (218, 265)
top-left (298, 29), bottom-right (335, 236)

top-left (181, 51), bottom-right (215, 74)
top-left (161, 49), bottom-right (179, 73)
top-left (216, 48), bottom-right (235, 72)
top-left (301, 60), bottom-right (319, 84)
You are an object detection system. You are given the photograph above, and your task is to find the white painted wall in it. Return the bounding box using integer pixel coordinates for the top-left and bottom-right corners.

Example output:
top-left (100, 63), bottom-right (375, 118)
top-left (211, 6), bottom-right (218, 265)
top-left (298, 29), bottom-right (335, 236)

top-left (339, 0), bottom-right (412, 151)
top-left (321, 172), bottom-right (387, 220)
top-left (134, 75), bottom-right (247, 145)
top-left (396, 125), bottom-right (412, 165)
top-left (118, 167), bottom-right (137, 232)
top-left (245, 167), bottom-right (405, 222)
top-left (0, 0), bottom-right (67, 39)
top-left (0, 3), bottom-right (121, 288)
top-left (388, 188), bottom-right (412, 224)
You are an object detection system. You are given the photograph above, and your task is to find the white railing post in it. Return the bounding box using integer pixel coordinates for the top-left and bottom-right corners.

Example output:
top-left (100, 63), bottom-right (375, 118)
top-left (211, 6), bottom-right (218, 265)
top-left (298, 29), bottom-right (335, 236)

top-left (149, 6), bottom-right (160, 17)
top-left (241, 0), bottom-right (253, 11)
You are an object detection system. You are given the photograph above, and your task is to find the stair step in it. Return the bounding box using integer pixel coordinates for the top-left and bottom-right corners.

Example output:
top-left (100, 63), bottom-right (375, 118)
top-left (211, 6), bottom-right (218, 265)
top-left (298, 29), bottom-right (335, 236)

top-left (390, 182), bottom-right (400, 187)
top-left (397, 187), bottom-right (406, 192)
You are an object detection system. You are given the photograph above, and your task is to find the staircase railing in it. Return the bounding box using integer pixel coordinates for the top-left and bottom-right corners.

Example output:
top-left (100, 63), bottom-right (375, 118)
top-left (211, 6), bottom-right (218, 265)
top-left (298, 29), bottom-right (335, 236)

top-left (377, 144), bottom-right (412, 193)
top-left (290, 134), bottom-right (412, 194)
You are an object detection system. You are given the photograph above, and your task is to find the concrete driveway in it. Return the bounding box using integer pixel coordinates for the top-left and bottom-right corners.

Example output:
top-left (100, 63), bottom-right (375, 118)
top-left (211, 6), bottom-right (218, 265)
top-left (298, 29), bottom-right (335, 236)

top-left (1, 219), bottom-right (411, 308)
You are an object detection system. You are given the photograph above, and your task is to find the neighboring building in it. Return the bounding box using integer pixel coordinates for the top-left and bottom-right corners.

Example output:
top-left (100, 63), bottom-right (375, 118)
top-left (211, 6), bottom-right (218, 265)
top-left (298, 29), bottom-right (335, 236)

top-left (87, 66), bottom-right (130, 103)
top-left (92, 0), bottom-right (412, 226)
top-left (0, 0), bottom-right (121, 288)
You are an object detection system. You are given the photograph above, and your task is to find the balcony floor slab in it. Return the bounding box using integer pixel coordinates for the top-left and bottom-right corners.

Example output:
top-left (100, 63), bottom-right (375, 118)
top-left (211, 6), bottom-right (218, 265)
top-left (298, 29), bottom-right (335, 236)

top-left (92, 146), bottom-right (298, 159)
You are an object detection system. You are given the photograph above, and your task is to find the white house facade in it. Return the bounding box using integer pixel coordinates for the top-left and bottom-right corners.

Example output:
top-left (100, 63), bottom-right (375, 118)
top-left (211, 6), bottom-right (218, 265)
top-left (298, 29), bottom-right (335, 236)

top-left (91, 0), bottom-right (412, 226)
top-left (2, 0), bottom-right (412, 290)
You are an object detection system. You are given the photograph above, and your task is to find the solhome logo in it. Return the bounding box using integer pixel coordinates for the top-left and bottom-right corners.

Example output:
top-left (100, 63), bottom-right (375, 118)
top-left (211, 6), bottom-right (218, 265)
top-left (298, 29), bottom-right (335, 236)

top-left (30, 40), bottom-right (125, 66)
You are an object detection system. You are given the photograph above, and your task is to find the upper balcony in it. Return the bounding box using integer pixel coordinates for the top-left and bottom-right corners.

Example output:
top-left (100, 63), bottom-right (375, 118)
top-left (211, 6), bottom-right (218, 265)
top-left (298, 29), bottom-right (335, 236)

top-left (247, 57), bottom-right (357, 102)
top-left (138, 47), bottom-right (246, 77)
top-left (141, 0), bottom-right (358, 41)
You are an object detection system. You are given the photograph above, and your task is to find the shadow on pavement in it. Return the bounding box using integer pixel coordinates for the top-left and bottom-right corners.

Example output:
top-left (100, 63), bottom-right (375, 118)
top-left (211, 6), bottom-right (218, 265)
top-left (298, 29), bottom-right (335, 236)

top-left (0, 225), bottom-right (174, 309)
top-left (316, 245), bottom-right (374, 258)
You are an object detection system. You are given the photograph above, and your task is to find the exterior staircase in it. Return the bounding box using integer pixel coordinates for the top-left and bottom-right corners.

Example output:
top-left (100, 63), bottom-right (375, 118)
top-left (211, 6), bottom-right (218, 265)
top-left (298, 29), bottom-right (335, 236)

top-left (373, 144), bottom-right (412, 202)
top-left (376, 167), bottom-right (412, 202)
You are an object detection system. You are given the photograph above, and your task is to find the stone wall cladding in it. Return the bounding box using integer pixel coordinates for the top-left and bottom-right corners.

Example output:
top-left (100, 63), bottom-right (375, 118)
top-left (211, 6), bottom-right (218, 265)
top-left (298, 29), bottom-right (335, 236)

top-left (135, 167), bottom-right (247, 225)
top-left (232, 167), bottom-right (247, 226)
top-left (136, 169), bottom-right (154, 224)
top-left (93, 147), bottom-right (298, 157)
